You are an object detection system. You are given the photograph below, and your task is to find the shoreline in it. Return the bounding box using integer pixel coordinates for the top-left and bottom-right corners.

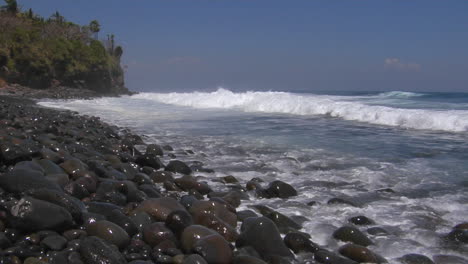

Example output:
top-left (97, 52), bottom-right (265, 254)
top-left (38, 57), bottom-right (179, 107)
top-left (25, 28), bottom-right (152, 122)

top-left (0, 88), bottom-right (466, 264)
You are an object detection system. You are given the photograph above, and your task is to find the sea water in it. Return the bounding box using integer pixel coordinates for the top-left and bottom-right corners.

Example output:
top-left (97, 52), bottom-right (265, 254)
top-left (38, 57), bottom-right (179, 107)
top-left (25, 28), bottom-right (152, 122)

top-left (39, 89), bottom-right (468, 263)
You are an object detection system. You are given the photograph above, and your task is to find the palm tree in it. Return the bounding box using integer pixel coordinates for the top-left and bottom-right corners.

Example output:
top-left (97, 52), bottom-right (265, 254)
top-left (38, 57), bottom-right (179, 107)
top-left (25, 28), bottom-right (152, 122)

top-left (89, 20), bottom-right (100, 39)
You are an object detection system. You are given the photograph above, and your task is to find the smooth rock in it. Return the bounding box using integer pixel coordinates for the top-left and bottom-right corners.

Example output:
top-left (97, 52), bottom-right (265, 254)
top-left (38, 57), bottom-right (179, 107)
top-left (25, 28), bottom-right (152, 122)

top-left (165, 210), bottom-right (194, 237)
top-left (10, 196), bottom-right (73, 231)
top-left (79, 236), bottom-right (126, 264)
top-left (86, 220), bottom-right (130, 249)
top-left (398, 254), bottom-right (434, 264)
top-left (233, 256), bottom-right (268, 264)
top-left (193, 234), bottom-right (232, 264)
top-left (284, 232), bottom-right (319, 253)
top-left (314, 250), bottom-right (358, 264)
top-left (0, 169), bottom-right (62, 193)
top-left (166, 160), bottom-right (192, 175)
top-left (26, 188), bottom-right (87, 223)
top-left (265, 180), bottom-right (297, 199)
top-left (333, 226), bottom-right (374, 246)
top-left (183, 254), bottom-right (208, 264)
top-left (40, 235), bottom-right (67, 251)
top-left (143, 222), bottom-right (177, 247)
top-left (181, 225), bottom-right (217, 253)
top-left (348, 215), bottom-right (375, 226)
top-left (236, 217), bottom-right (293, 260)
top-left (339, 243), bottom-right (387, 263)
top-left (136, 197), bottom-right (187, 221)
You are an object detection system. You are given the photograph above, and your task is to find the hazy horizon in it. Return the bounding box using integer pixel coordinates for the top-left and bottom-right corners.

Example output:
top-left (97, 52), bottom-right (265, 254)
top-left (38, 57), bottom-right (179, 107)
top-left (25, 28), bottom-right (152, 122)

top-left (20, 0), bottom-right (468, 93)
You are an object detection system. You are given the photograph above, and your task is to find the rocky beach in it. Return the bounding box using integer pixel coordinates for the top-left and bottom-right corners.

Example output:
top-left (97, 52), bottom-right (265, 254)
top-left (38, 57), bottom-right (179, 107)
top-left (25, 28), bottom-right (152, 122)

top-left (0, 87), bottom-right (466, 264)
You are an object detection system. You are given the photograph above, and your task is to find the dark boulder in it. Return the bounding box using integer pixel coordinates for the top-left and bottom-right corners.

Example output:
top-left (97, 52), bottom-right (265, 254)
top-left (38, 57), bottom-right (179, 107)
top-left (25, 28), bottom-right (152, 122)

top-left (265, 180), bottom-right (297, 199)
top-left (10, 196), bottom-right (73, 231)
top-left (236, 217), bottom-right (293, 260)
top-left (0, 169), bottom-right (62, 193)
top-left (333, 226), bottom-right (373, 246)
top-left (79, 236), bottom-right (126, 264)
top-left (398, 254), bottom-right (434, 264)
top-left (339, 243), bottom-right (387, 263)
top-left (166, 160), bottom-right (192, 175)
top-left (283, 232), bottom-right (319, 253)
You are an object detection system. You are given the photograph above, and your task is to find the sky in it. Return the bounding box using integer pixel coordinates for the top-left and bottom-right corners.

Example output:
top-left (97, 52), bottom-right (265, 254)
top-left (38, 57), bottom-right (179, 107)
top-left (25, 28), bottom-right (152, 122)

top-left (19, 0), bottom-right (468, 93)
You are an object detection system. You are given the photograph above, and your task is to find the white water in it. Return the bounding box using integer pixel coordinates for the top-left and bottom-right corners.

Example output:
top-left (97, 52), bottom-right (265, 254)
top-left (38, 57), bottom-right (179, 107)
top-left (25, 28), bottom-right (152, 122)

top-left (38, 90), bottom-right (468, 263)
top-left (132, 89), bottom-right (468, 132)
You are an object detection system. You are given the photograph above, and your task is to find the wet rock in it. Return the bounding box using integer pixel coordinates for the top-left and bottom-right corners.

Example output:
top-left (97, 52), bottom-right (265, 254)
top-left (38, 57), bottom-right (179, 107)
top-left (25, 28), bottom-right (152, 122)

top-left (150, 171), bottom-right (174, 183)
top-left (233, 256), bottom-right (268, 264)
top-left (190, 200), bottom-right (238, 241)
top-left (236, 216), bottom-right (293, 260)
top-left (348, 215), bottom-right (375, 225)
top-left (63, 229), bottom-right (87, 241)
top-left (40, 235), bottom-right (68, 251)
top-left (146, 144), bottom-right (164, 156)
top-left (193, 234), bottom-right (233, 264)
top-left (107, 209), bottom-right (139, 237)
top-left (129, 211), bottom-right (153, 231)
top-left (314, 250), bottom-right (359, 264)
top-left (10, 196), bottom-right (73, 231)
top-left (166, 160), bottom-right (192, 175)
top-left (307, 201), bottom-right (319, 206)
top-left (182, 254), bottom-right (208, 264)
top-left (36, 159), bottom-right (66, 175)
top-left (80, 236), bottom-right (127, 264)
top-left (445, 229), bottom-right (468, 244)
top-left (0, 169), bottom-right (62, 193)
top-left (165, 210), bottom-right (194, 237)
top-left (264, 211), bottom-right (302, 234)
top-left (333, 226), bottom-right (373, 246)
top-left (26, 188), bottom-right (87, 223)
top-left (44, 173), bottom-right (69, 187)
top-left (180, 195), bottom-right (199, 210)
top-left (265, 180), bottom-right (297, 199)
top-left (181, 225), bottom-right (218, 253)
top-left (284, 232), bottom-right (320, 253)
top-left (0, 232), bottom-right (12, 248)
top-left (60, 158), bottom-right (88, 178)
top-left (222, 175), bottom-right (239, 184)
top-left (398, 254), bottom-right (434, 264)
top-left (175, 175), bottom-right (212, 194)
top-left (339, 243), bottom-right (387, 263)
top-left (136, 197), bottom-right (187, 221)
top-left (143, 222), bottom-right (177, 247)
top-left (237, 210), bottom-right (258, 222)
top-left (135, 154), bottom-right (164, 170)
top-left (139, 184), bottom-right (162, 198)
top-left (86, 220), bottom-right (130, 249)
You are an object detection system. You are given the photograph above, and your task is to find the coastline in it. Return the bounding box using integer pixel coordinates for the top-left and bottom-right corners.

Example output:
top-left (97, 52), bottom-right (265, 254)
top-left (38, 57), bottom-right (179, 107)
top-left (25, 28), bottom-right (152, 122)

top-left (0, 88), bottom-right (466, 264)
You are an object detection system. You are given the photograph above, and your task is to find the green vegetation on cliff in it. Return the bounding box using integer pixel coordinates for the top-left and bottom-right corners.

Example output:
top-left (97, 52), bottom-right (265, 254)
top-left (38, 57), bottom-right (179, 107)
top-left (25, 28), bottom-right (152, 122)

top-left (0, 0), bottom-right (127, 94)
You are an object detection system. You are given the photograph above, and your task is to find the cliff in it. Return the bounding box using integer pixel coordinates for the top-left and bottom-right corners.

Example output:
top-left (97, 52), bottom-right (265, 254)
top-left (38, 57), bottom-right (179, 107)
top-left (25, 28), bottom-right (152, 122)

top-left (0, 1), bottom-right (129, 95)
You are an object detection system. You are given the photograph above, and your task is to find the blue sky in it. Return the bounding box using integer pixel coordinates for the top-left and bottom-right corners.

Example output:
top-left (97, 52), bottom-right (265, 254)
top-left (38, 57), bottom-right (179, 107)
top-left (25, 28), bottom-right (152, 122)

top-left (20, 0), bottom-right (468, 92)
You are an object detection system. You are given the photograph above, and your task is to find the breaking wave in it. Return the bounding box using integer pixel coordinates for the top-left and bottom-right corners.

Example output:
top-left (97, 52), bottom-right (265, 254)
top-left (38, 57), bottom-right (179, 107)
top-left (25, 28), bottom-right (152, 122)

top-left (133, 88), bottom-right (468, 132)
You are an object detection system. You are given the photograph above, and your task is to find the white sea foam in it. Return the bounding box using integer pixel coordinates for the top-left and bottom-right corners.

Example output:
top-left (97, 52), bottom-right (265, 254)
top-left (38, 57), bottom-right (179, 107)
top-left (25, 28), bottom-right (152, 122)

top-left (133, 89), bottom-right (468, 132)
top-left (376, 91), bottom-right (426, 99)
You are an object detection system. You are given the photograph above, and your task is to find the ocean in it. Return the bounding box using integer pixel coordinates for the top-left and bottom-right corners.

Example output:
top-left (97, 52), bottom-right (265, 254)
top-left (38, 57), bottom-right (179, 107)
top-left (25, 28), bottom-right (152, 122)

top-left (39, 89), bottom-right (468, 262)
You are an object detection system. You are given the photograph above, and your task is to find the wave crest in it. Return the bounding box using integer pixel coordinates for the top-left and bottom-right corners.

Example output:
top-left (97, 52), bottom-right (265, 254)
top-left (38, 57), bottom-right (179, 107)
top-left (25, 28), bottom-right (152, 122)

top-left (133, 89), bottom-right (468, 132)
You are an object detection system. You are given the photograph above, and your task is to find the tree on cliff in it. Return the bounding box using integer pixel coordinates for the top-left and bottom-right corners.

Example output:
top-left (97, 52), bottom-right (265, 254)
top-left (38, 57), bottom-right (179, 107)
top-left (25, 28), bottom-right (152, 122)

top-left (0, 0), bottom-right (127, 94)
top-left (1, 0), bottom-right (18, 14)
top-left (89, 20), bottom-right (100, 39)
